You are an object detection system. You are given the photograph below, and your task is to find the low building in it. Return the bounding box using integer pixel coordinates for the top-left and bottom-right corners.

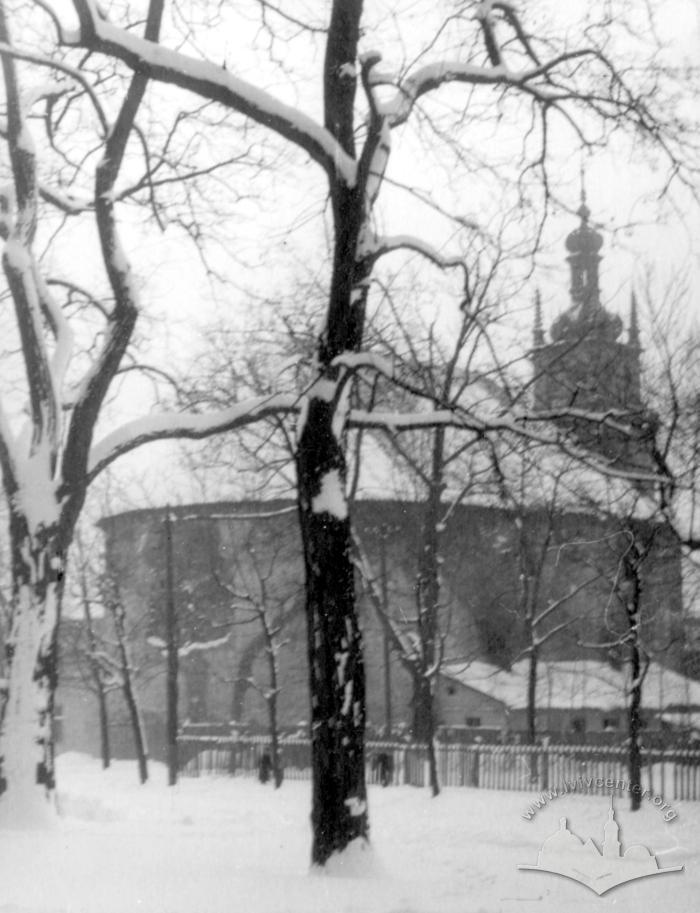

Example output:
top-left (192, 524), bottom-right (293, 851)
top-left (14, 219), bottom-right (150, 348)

top-left (438, 660), bottom-right (700, 743)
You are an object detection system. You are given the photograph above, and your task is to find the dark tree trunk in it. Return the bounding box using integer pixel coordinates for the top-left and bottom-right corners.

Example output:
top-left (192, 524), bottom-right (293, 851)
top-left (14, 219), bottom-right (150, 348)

top-left (413, 430), bottom-right (445, 797)
top-left (629, 645), bottom-right (643, 811)
top-left (297, 406), bottom-right (368, 864)
top-left (379, 531), bottom-right (392, 735)
top-left (619, 522), bottom-right (654, 813)
top-left (164, 508), bottom-right (179, 786)
top-left (268, 691), bottom-right (283, 789)
top-left (111, 599), bottom-right (149, 784)
top-left (96, 681), bottom-right (111, 770)
top-left (262, 625), bottom-right (283, 789)
top-left (82, 586), bottom-right (111, 769)
top-left (294, 0), bottom-right (375, 867)
top-left (526, 648), bottom-right (539, 785)
top-left (526, 648), bottom-right (538, 746)
top-left (121, 655), bottom-right (149, 785)
top-left (412, 675), bottom-right (439, 795)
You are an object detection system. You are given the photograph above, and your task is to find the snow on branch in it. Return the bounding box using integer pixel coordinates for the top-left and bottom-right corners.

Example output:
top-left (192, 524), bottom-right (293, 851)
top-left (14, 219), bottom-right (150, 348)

top-left (348, 408), bottom-right (668, 487)
top-left (147, 632), bottom-right (232, 657)
top-left (0, 12), bottom-right (61, 462)
top-left (371, 234), bottom-right (468, 280)
top-left (332, 351), bottom-right (395, 379)
top-left (379, 61), bottom-right (515, 126)
top-left (34, 265), bottom-right (74, 395)
top-left (39, 184), bottom-right (92, 215)
top-left (0, 40), bottom-right (108, 134)
top-left (68, 0), bottom-right (357, 185)
top-left (375, 6), bottom-right (625, 131)
top-left (87, 393), bottom-right (299, 480)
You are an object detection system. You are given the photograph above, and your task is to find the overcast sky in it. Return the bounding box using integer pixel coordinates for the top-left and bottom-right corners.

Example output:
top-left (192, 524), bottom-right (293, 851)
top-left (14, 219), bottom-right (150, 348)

top-left (26, 1), bottom-right (700, 511)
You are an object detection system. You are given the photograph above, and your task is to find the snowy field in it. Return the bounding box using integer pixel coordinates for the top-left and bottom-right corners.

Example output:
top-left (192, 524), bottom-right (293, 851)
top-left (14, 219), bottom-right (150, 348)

top-left (1, 753), bottom-right (698, 913)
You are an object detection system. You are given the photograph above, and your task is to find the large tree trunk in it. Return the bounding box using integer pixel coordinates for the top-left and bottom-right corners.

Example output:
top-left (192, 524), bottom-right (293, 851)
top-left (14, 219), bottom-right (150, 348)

top-left (295, 0), bottom-right (374, 866)
top-left (0, 514), bottom-right (64, 826)
top-left (297, 400), bottom-right (368, 865)
top-left (412, 675), bottom-right (439, 796)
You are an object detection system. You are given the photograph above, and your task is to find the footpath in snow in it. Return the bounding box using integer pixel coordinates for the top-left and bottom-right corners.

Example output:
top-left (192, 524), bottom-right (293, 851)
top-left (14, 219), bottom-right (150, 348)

top-left (0, 753), bottom-right (696, 913)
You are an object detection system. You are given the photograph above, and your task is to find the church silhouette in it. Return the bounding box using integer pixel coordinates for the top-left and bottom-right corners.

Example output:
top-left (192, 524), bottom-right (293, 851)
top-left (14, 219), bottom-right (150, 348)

top-left (519, 798), bottom-right (683, 895)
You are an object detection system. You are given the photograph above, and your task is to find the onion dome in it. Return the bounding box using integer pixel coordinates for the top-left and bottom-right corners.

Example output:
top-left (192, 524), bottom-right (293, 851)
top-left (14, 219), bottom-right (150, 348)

top-left (549, 196), bottom-right (622, 343)
top-left (565, 200), bottom-right (603, 255)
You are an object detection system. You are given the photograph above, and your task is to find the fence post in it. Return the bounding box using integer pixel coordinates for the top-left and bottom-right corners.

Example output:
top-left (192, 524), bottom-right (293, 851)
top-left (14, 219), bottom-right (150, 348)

top-left (541, 740), bottom-right (549, 791)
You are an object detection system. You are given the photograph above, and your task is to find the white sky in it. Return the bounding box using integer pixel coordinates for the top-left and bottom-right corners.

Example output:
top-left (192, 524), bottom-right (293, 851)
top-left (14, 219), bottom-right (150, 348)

top-left (10, 1), bottom-right (700, 509)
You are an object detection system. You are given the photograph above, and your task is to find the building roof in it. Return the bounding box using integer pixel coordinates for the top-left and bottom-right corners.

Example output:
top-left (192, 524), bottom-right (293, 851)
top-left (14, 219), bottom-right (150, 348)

top-left (442, 659), bottom-right (700, 712)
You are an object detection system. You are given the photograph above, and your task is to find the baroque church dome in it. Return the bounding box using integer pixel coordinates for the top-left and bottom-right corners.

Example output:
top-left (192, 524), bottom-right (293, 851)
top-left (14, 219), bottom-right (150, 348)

top-left (549, 198), bottom-right (623, 344)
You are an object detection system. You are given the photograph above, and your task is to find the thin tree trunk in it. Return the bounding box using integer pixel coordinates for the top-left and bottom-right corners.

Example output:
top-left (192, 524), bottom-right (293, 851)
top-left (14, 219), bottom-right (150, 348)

top-left (526, 648), bottom-right (539, 785)
top-left (112, 600), bottom-right (148, 784)
top-left (82, 582), bottom-right (111, 769)
top-left (262, 623), bottom-right (283, 789)
top-left (379, 530), bottom-right (392, 736)
top-left (97, 686), bottom-right (111, 770)
top-left (268, 692), bottom-right (282, 789)
top-left (231, 630), bottom-right (265, 723)
top-left (620, 523), bottom-right (654, 813)
top-left (629, 645), bottom-right (643, 811)
top-left (164, 508), bottom-right (178, 786)
top-left (121, 657), bottom-right (149, 785)
top-left (413, 430), bottom-right (445, 797)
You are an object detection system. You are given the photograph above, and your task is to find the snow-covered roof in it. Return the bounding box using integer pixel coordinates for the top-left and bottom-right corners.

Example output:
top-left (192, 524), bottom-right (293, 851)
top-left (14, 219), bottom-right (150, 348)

top-left (441, 659), bottom-right (700, 712)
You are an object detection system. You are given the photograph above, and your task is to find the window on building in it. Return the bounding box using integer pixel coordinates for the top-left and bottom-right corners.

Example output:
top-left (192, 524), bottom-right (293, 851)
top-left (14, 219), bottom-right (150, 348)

top-left (603, 716), bottom-right (619, 731)
top-left (571, 716), bottom-right (586, 734)
top-left (465, 716), bottom-right (482, 727)
top-left (446, 684), bottom-right (456, 696)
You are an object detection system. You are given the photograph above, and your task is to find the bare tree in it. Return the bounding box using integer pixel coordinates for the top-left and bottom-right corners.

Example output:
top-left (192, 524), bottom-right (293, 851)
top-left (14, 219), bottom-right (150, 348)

top-left (101, 577), bottom-right (150, 785)
top-left (16, 0), bottom-right (696, 860)
top-left (0, 4), bottom-right (296, 823)
top-left (62, 532), bottom-right (154, 784)
top-left (490, 447), bottom-right (601, 747)
top-left (213, 531), bottom-right (304, 790)
top-left (350, 271), bottom-right (504, 796)
top-left (67, 531), bottom-right (113, 770)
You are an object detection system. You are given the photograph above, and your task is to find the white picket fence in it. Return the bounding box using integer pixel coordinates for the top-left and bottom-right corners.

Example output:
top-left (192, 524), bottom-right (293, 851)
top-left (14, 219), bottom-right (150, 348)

top-left (177, 735), bottom-right (700, 801)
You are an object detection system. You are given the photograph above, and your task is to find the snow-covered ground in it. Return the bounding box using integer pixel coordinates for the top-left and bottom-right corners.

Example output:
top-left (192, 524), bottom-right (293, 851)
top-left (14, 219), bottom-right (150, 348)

top-left (1, 753), bottom-right (697, 913)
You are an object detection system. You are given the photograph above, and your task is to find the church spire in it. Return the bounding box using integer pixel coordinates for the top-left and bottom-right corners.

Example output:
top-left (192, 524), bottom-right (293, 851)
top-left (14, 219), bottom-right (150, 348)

top-left (565, 190), bottom-right (603, 312)
top-left (533, 289), bottom-right (544, 346)
top-left (603, 797), bottom-right (621, 858)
